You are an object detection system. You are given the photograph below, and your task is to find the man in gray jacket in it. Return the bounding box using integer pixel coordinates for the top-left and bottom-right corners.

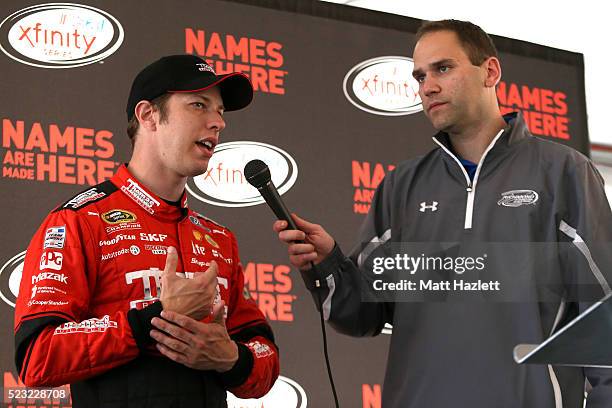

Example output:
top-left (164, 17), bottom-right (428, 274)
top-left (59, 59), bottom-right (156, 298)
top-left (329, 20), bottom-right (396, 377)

top-left (274, 19), bottom-right (612, 407)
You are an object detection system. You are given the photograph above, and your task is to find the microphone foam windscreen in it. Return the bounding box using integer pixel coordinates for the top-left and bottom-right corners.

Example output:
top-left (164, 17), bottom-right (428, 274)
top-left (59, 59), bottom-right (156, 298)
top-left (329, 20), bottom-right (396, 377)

top-left (244, 159), bottom-right (271, 188)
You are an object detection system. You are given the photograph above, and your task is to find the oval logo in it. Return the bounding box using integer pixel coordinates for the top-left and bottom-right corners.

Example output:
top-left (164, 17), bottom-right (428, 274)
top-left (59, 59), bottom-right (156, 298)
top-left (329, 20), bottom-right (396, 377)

top-left (0, 3), bottom-right (124, 68)
top-left (0, 251), bottom-right (26, 308)
top-left (497, 190), bottom-right (539, 207)
top-left (227, 375), bottom-right (307, 407)
top-left (102, 210), bottom-right (137, 224)
top-left (186, 141), bottom-right (298, 207)
top-left (343, 56), bottom-right (423, 116)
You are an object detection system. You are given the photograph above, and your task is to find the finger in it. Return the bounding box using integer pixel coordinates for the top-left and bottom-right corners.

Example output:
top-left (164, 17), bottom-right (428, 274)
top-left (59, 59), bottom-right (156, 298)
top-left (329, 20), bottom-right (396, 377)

top-left (163, 246), bottom-right (178, 278)
top-left (278, 229), bottom-right (306, 243)
top-left (212, 301), bottom-right (226, 325)
top-left (289, 253), bottom-right (317, 268)
top-left (194, 261), bottom-right (218, 286)
top-left (291, 213), bottom-right (320, 233)
top-left (151, 317), bottom-right (196, 343)
top-left (287, 243), bottom-right (316, 256)
top-left (156, 343), bottom-right (187, 365)
top-left (206, 260), bottom-right (218, 274)
top-left (161, 310), bottom-right (205, 334)
top-left (150, 328), bottom-right (189, 353)
top-left (272, 220), bottom-right (287, 233)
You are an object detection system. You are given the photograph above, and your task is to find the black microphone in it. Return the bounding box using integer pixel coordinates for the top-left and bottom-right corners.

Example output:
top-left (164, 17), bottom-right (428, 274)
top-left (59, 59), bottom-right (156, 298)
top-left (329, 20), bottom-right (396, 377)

top-left (244, 159), bottom-right (298, 230)
top-left (244, 159), bottom-right (340, 408)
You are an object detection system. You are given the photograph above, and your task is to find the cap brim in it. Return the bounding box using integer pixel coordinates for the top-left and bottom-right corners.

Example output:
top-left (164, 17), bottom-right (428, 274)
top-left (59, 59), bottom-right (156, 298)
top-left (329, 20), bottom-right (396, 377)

top-left (169, 72), bottom-right (253, 112)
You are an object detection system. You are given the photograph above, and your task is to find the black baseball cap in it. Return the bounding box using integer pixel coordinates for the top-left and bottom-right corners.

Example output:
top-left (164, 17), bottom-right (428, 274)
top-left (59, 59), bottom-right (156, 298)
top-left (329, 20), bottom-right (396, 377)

top-left (126, 54), bottom-right (253, 120)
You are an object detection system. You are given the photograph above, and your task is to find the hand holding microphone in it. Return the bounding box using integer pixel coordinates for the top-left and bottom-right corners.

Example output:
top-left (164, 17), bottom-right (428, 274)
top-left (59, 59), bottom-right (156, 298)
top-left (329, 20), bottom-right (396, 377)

top-left (244, 160), bottom-right (334, 271)
top-left (245, 159), bottom-right (341, 408)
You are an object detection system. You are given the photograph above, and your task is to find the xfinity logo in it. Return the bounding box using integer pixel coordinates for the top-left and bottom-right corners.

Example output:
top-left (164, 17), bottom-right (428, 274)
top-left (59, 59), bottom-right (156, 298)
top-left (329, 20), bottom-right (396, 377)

top-left (0, 3), bottom-right (124, 68)
top-left (186, 141), bottom-right (298, 208)
top-left (0, 251), bottom-right (25, 307)
top-left (343, 56), bottom-right (423, 116)
top-left (497, 190), bottom-right (539, 207)
top-left (227, 375), bottom-right (307, 407)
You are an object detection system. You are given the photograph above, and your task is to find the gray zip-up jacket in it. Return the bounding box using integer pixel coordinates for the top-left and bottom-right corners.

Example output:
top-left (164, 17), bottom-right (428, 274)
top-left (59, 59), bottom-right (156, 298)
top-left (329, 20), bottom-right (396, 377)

top-left (301, 112), bottom-right (612, 407)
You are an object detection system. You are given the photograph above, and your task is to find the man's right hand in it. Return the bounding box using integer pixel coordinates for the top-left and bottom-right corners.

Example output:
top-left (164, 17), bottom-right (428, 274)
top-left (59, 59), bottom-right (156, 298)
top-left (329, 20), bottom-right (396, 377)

top-left (160, 246), bottom-right (218, 320)
top-left (273, 213), bottom-right (335, 271)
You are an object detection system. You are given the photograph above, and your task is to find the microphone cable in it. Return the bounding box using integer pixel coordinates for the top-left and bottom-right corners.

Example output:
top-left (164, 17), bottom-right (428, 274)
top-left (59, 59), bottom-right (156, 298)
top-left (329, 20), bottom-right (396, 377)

top-left (310, 261), bottom-right (340, 408)
top-left (243, 159), bottom-right (340, 406)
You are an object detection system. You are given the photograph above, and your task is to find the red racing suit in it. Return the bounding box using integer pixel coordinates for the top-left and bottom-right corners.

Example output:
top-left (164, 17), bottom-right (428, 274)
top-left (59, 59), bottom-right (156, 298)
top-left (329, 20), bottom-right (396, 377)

top-left (14, 165), bottom-right (279, 407)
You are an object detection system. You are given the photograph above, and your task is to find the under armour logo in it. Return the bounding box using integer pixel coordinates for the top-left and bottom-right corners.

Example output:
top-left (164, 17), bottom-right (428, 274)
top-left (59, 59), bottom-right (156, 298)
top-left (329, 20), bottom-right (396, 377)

top-left (419, 201), bottom-right (438, 212)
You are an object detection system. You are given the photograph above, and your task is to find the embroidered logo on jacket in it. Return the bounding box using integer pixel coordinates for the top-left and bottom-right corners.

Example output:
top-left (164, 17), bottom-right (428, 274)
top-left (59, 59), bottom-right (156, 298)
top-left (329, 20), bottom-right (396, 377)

top-left (44, 226), bottom-right (66, 249)
top-left (497, 190), bottom-right (539, 207)
top-left (419, 201), bottom-right (438, 212)
top-left (121, 179), bottom-right (160, 214)
top-left (102, 209), bottom-right (137, 224)
top-left (64, 188), bottom-right (105, 209)
top-left (54, 316), bottom-right (118, 335)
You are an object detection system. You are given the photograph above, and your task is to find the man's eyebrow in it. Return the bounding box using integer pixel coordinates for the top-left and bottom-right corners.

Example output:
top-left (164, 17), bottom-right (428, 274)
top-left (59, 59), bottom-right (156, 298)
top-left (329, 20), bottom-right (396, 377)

top-left (191, 94), bottom-right (225, 111)
top-left (412, 58), bottom-right (456, 77)
top-left (431, 58), bottom-right (455, 68)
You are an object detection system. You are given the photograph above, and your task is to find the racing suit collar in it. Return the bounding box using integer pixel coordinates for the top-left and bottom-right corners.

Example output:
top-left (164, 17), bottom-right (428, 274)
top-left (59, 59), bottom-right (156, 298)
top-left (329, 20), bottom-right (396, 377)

top-left (112, 164), bottom-right (188, 219)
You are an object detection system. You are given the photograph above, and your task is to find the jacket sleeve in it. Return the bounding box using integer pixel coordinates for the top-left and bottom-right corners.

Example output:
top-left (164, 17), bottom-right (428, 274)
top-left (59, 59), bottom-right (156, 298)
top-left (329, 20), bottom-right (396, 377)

top-left (216, 232), bottom-right (279, 398)
top-left (298, 172), bottom-right (395, 337)
top-left (556, 158), bottom-right (612, 407)
top-left (14, 208), bottom-right (160, 387)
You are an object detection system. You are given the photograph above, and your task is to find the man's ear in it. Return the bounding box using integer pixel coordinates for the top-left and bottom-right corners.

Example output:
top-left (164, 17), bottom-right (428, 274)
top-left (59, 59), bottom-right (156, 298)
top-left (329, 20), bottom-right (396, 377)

top-left (483, 56), bottom-right (502, 88)
top-left (134, 100), bottom-right (158, 132)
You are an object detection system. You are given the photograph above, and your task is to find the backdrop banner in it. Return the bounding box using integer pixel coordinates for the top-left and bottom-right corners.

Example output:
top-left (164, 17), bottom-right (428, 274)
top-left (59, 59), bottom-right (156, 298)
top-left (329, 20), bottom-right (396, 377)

top-left (0, 1), bottom-right (589, 407)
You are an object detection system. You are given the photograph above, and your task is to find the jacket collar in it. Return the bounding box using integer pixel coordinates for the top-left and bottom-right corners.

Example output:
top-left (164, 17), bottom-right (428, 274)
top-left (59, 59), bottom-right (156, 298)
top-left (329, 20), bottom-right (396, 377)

top-left (112, 164), bottom-right (188, 219)
top-left (433, 111), bottom-right (531, 165)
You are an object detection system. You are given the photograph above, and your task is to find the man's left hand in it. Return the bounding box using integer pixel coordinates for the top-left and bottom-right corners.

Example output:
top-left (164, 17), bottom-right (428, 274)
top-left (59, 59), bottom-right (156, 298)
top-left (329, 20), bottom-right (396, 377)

top-left (150, 301), bottom-right (239, 372)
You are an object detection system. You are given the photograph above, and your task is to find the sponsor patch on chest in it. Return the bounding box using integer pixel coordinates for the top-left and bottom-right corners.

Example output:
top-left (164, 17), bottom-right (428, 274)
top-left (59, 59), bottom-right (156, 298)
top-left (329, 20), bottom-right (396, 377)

top-left (497, 190), bottom-right (539, 207)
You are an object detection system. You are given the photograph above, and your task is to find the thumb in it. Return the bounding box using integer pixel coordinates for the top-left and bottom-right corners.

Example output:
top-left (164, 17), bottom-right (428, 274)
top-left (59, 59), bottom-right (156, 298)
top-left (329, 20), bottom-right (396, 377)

top-left (291, 213), bottom-right (319, 233)
top-left (212, 300), bottom-right (226, 326)
top-left (162, 246), bottom-right (178, 279)
top-left (206, 260), bottom-right (218, 276)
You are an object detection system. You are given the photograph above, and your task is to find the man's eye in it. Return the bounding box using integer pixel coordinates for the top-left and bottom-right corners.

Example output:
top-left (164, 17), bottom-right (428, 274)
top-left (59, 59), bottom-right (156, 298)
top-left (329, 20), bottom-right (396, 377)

top-left (415, 75), bottom-right (425, 83)
top-left (439, 66), bottom-right (449, 73)
top-left (192, 102), bottom-right (205, 109)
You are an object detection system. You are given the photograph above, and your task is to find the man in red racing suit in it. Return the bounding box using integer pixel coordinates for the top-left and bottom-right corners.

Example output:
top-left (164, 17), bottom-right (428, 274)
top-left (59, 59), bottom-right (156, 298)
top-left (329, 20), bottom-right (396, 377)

top-left (14, 55), bottom-right (279, 407)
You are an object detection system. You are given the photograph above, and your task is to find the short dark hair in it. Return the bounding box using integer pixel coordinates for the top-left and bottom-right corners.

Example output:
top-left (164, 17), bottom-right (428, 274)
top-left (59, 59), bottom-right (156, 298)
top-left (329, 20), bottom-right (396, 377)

top-left (416, 19), bottom-right (498, 66)
top-left (126, 93), bottom-right (172, 148)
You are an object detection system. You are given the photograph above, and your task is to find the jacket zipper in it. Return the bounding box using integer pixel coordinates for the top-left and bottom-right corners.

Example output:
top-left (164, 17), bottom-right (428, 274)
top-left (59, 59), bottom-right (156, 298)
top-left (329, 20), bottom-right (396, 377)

top-left (433, 129), bottom-right (504, 230)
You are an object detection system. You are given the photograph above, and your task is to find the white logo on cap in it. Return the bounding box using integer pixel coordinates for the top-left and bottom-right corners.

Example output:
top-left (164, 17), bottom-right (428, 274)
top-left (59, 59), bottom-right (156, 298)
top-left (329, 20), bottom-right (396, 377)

top-left (196, 62), bottom-right (215, 74)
